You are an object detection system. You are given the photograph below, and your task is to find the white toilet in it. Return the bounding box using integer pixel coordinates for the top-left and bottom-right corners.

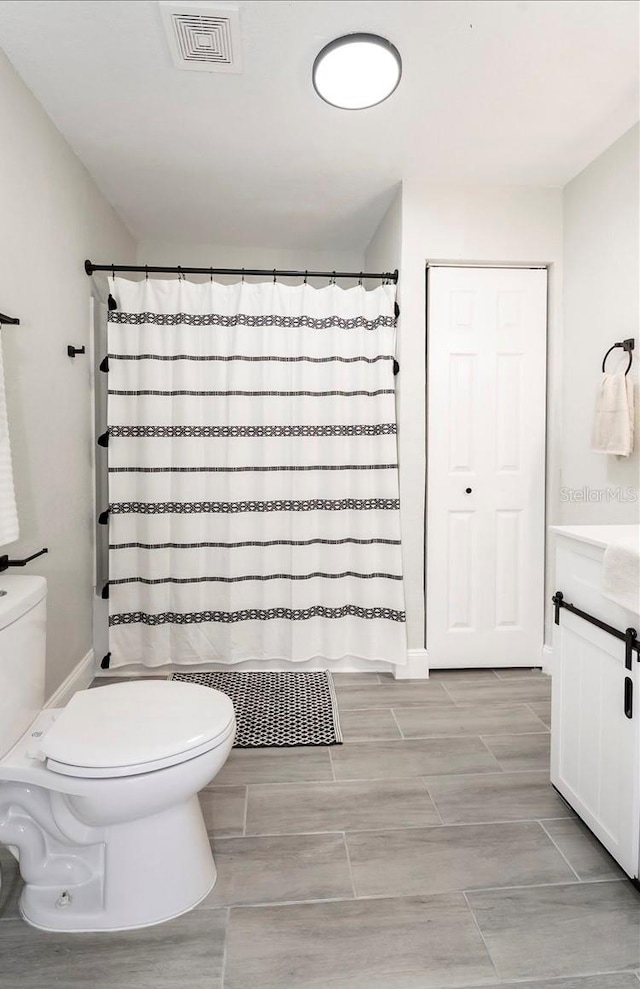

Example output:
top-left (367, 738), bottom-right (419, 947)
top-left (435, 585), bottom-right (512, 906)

top-left (0, 575), bottom-right (236, 932)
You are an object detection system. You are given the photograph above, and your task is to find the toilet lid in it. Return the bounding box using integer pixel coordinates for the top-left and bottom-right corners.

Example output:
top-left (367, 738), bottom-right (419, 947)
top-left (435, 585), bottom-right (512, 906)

top-left (39, 680), bottom-right (235, 777)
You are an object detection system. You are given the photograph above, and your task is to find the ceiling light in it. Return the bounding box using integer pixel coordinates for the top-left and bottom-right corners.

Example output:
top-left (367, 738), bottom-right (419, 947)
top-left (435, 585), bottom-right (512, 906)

top-left (312, 33), bottom-right (402, 110)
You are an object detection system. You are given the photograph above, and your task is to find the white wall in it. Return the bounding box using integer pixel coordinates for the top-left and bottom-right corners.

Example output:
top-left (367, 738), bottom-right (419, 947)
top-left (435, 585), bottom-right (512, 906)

top-left (137, 241), bottom-right (364, 277)
top-left (367, 183), bottom-right (563, 656)
top-left (0, 50), bottom-right (135, 695)
top-left (559, 124), bottom-right (639, 522)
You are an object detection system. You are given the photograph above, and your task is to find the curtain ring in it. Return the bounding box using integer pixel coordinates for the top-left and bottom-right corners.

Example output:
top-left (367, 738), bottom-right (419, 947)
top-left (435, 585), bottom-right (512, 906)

top-left (111, 263), bottom-right (115, 279)
top-left (358, 272), bottom-right (363, 286)
top-left (210, 267), bottom-right (213, 282)
top-left (177, 265), bottom-right (183, 281)
top-left (304, 270), bottom-right (308, 284)
top-left (273, 269), bottom-right (277, 284)
top-left (241, 268), bottom-right (245, 283)
top-left (144, 265), bottom-right (148, 281)
top-left (331, 271), bottom-right (336, 285)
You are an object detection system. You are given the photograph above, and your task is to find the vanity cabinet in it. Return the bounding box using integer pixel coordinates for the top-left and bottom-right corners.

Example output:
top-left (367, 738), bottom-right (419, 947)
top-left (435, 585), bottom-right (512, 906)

top-left (551, 526), bottom-right (640, 880)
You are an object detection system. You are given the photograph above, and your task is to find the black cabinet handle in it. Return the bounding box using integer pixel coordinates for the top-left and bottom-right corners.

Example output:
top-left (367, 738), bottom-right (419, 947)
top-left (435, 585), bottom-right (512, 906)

top-left (465, 487), bottom-right (472, 494)
top-left (624, 677), bottom-right (633, 719)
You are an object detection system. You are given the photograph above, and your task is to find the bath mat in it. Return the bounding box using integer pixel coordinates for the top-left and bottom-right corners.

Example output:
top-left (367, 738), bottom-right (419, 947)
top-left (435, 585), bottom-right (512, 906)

top-left (169, 670), bottom-right (343, 748)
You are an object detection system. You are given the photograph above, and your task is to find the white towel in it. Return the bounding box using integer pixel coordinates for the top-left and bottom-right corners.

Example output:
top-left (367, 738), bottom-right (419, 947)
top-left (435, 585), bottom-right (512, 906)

top-left (602, 539), bottom-right (640, 615)
top-left (0, 333), bottom-right (19, 546)
top-left (591, 372), bottom-right (634, 456)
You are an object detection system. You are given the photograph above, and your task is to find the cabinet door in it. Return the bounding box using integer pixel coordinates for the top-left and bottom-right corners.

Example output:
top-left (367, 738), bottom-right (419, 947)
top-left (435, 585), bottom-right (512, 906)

top-left (551, 611), bottom-right (639, 877)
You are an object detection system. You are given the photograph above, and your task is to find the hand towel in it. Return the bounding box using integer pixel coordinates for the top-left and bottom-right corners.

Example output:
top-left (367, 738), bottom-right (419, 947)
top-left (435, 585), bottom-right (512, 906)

top-left (0, 333), bottom-right (19, 546)
top-left (591, 372), bottom-right (634, 456)
top-left (602, 539), bottom-right (640, 615)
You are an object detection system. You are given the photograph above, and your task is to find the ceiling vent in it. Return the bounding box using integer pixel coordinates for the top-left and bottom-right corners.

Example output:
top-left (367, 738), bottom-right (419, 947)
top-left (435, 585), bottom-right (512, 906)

top-left (159, 3), bottom-right (242, 73)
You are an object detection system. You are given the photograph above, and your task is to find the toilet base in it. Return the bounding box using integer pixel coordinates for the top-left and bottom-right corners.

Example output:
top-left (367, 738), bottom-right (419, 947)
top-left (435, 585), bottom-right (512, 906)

top-left (18, 794), bottom-right (217, 932)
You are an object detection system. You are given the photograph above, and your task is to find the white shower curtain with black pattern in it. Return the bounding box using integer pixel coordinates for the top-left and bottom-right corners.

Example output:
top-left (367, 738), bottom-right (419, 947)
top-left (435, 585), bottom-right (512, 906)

top-left (106, 275), bottom-right (406, 668)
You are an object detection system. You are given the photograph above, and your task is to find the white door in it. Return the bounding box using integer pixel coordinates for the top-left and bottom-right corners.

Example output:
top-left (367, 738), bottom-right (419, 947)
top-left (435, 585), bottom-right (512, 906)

top-left (426, 266), bottom-right (547, 668)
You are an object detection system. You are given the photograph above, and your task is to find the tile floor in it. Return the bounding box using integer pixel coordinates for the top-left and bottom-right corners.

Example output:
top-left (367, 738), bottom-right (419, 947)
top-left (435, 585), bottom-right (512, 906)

top-left (1, 668), bottom-right (639, 989)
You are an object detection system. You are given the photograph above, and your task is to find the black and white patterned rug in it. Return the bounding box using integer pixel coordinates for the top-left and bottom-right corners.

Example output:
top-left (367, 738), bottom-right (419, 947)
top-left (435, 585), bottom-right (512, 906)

top-left (169, 670), bottom-right (343, 748)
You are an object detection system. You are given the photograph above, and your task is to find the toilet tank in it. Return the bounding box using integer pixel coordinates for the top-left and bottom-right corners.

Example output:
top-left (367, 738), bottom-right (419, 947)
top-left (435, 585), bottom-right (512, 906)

top-left (0, 576), bottom-right (47, 758)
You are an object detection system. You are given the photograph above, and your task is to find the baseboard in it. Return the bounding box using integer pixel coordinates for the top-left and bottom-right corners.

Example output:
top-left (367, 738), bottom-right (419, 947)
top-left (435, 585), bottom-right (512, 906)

top-left (45, 649), bottom-right (95, 708)
top-left (393, 648), bottom-right (429, 680)
top-left (541, 644), bottom-right (553, 676)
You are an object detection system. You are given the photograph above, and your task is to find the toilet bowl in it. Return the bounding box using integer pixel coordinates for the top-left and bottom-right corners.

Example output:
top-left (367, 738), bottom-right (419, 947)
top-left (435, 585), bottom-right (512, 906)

top-left (0, 576), bottom-right (236, 932)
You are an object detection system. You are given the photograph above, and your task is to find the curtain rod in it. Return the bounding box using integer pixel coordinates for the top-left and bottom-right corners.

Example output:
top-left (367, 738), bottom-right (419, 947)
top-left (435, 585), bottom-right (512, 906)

top-left (84, 260), bottom-right (399, 284)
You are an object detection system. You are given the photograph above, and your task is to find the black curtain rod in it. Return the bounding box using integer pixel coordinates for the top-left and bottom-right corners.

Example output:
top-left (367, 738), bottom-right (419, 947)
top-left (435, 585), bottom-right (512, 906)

top-left (84, 260), bottom-right (398, 283)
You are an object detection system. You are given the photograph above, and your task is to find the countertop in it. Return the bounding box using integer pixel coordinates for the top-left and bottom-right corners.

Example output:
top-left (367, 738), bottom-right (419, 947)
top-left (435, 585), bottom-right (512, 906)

top-left (550, 524), bottom-right (640, 551)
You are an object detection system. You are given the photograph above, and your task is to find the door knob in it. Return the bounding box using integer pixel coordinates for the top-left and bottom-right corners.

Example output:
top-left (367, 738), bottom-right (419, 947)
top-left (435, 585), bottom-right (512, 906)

top-left (465, 487), bottom-right (473, 494)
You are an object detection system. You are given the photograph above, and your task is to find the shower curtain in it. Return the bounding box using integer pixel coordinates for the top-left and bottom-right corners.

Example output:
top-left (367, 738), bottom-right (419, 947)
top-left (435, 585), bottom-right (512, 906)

top-left (106, 275), bottom-right (406, 668)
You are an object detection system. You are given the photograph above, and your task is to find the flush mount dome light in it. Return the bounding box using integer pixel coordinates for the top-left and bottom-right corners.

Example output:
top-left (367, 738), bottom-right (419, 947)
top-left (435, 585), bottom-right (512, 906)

top-left (313, 33), bottom-right (402, 110)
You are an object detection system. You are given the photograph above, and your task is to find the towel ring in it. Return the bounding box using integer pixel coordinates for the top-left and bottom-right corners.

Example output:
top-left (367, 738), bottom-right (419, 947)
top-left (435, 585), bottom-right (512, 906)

top-left (602, 338), bottom-right (634, 376)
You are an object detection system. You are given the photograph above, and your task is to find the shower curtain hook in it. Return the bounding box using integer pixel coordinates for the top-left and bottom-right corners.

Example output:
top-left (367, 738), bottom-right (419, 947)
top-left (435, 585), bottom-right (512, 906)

top-left (304, 270), bottom-right (308, 284)
top-left (273, 269), bottom-right (277, 284)
top-left (177, 265), bottom-right (183, 281)
top-left (210, 267), bottom-right (213, 282)
top-left (358, 272), bottom-right (363, 286)
top-left (144, 265), bottom-right (148, 281)
top-left (331, 271), bottom-right (336, 285)
top-left (111, 263), bottom-right (115, 280)
top-left (241, 268), bottom-right (245, 283)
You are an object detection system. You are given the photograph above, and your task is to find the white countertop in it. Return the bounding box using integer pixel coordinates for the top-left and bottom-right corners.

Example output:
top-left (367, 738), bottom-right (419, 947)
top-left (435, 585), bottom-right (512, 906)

top-left (550, 524), bottom-right (640, 551)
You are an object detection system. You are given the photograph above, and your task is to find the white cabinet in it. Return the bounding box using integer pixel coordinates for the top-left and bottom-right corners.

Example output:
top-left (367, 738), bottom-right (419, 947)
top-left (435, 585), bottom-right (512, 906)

top-left (551, 527), bottom-right (640, 880)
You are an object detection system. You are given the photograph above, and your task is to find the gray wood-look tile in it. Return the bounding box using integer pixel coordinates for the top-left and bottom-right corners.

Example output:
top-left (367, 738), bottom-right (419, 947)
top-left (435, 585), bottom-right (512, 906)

top-left (528, 700), bottom-right (552, 728)
top-left (394, 703), bottom-right (548, 738)
top-left (224, 892), bottom-right (497, 989)
top-left (428, 669), bottom-right (501, 682)
top-left (0, 846), bottom-right (21, 920)
top-left (200, 833), bottom-right (353, 907)
top-left (482, 732), bottom-right (551, 771)
top-left (541, 818), bottom-right (626, 881)
top-left (339, 707), bottom-right (402, 741)
top-left (493, 668), bottom-right (545, 679)
top-left (467, 881), bottom-right (640, 980)
top-left (0, 909), bottom-right (227, 987)
top-left (214, 744), bottom-right (333, 786)
top-left (424, 771), bottom-right (573, 825)
top-left (464, 976), bottom-right (640, 989)
top-left (245, 779), bottom-right (440, 835)
top-left (330, 736), bottom-right (501, 781)
top-left (335, 681), bottom-right (454, 709)
top-left (198, 786), bottom-right (246, 836)
top-left (346, 821), bottom-right (576, 897)
top-left (89, 675), bottom-right (167, 688)
top-left (331, 672), bottom-right (382, 684)
top-left (443, 678), bottom-right (552, 707)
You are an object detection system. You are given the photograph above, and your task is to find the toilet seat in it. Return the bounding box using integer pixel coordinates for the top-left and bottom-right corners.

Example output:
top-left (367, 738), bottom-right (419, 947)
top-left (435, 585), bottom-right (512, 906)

top-left (39, 680), bottom-right (235, 779)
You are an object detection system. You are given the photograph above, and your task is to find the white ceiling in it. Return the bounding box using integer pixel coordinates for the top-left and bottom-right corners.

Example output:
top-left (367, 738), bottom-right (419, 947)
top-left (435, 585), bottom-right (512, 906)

top-left (0, 0), bottom-right (637, 251)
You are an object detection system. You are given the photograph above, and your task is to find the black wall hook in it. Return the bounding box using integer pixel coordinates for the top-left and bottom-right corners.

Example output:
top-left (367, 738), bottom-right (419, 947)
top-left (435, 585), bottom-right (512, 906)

top-left (67, 345), bottom-right (86, 358)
